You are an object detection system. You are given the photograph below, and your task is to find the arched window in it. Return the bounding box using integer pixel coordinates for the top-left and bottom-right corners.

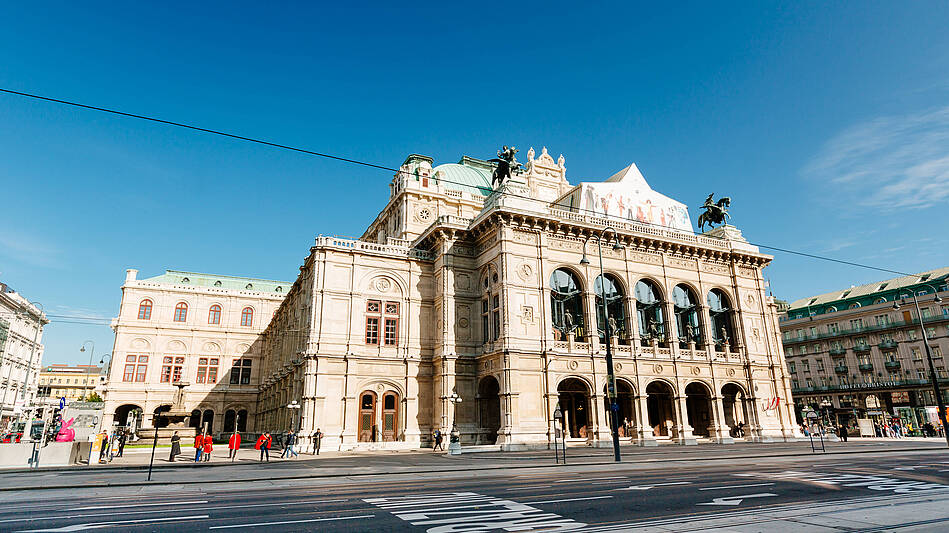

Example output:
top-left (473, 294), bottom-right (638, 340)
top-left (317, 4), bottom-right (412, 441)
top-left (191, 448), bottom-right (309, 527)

top-left (708, 289), bottom-right (734, 351)
top-left (241, 307), bottom-right (254, 327)
top-left (173, 302), bottom-right (188, 322)
top-left (551, 269), bottom-right (585, 340)
top-left (873, 297), bottom-right (886, 304)
top-left (208, 304), bottom-right (222, 325)
top-left (481, 275), bottom-right (500, 343)
top-left (672, 284), bottom-right (701, 348)
top-left (594, 274), bottom-right (626, 342)
top-left (849, 302), bottom-right (861, 309)
top-left (635, 279), bottom-right (665, 346)
top-left (137, 299), bottom-right (152, 320)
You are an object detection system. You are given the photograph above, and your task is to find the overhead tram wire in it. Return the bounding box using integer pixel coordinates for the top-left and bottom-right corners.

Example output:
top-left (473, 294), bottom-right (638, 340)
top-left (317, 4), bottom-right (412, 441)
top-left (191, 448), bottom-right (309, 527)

top-left (0, 87), bottom-right (916, 280)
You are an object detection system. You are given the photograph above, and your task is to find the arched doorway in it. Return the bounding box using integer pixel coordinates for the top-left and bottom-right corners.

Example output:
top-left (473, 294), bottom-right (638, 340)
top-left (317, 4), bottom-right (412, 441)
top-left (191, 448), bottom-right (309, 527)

top-left (636, 279), bottom-right (666, 346)
top-left (237, 409), bottom-right (248, 432)
top-left (223, 410), bottom-right (237, 433)
top-left (603, 380), bottom-right (635, 436)
top-left (114, 404), bottom-right (143, 429)
top-left (685, 382), bottom-right (713, 437)
top-left (154, 405), bottom-right (172, 429)
top-left (358, 391), bottom-right (377, 442)
top-left (189, 409), bottom-right (201, 430)
top-left (478, 376), bottom-right (501, 444)
top-left (381, 392), bottom-right (399, 441)
top-left (722, 383), bottom-right (748, 437)
top-left (558, 378), bottom-right (591, 438)
top-left (646, 381), bottom-right (676, 437)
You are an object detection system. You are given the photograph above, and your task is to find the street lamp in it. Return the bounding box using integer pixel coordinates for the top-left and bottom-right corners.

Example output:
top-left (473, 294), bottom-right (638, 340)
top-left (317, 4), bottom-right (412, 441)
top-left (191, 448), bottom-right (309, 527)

top-left (80, 341), bottom-right (95, 401)
top-left (892, 285), bottom-right (949, 448)
top-left (448, 391), bottom-right (462, 455)
top-left (553, 402), bottom-right (566, 464)
top-left (287, 400), bottom-right (301, 433)
top-left (580, 227), bottom-right (624, 463)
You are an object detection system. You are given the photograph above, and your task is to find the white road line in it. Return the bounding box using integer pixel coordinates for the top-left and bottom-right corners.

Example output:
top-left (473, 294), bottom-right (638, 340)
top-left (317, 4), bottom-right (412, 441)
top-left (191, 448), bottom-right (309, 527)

top-left (73, 499), bottom-right (208, 510)
top-left (699, 483), bottom-right (776, 491)
top-left (0, 499), bottom-right (350, 524)
top-left (208, 514), bottom-right (374, 529)
top-left (505, 485), bottom-right (553, 491)
top-left (522, 496), bottom-right (614, 505)
top-left (17, 514), bottom-right (210, 532)
top-left (555, 476), bottom-right (626, 483)
top-left (591, 480), bottom-right (628, 485)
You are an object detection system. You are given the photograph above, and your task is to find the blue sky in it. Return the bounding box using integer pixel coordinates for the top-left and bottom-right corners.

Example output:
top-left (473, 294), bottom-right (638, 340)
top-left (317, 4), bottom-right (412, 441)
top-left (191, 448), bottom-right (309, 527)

top-left (2, 2), bottom-right (948, 365)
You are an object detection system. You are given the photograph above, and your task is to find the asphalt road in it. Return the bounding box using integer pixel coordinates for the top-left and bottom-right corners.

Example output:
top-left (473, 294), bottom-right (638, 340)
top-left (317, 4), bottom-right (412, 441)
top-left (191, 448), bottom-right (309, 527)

top-left (1, 448), bottom-right (948, 532)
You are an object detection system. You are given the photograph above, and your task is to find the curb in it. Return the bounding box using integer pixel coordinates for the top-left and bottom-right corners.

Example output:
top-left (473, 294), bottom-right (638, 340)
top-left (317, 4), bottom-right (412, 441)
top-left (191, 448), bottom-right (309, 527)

top-left (0, 445), bottom-right (942, 492)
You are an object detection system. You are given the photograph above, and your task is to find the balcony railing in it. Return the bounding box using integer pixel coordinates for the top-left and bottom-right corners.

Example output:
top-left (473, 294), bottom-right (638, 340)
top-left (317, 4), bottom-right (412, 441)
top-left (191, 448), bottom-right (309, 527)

top-left (854, 344), bottom-right (872, 354)
top-left (879, 340), bottom-right (899, 350)
top-left (783, 313), bottom-right (949, 344)
top-left (858, 363), bottom-right (874, 372)
top-left (829, 347), bottom-right (847, 357)
top-left (834, 365), bottom-right (849, 374)
top-left (884, 360), bottom-right (902, 371)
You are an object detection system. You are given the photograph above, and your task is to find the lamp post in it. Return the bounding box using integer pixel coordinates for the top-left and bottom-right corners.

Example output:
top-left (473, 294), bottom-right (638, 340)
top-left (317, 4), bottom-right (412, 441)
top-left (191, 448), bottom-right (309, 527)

top-left (448, 391), bottom-right (462, 455)
top-left (893, 285), bottom-right (949, 448)
top-left (80, 341), bottom-right (95, 401)
top-left (553, 402), bottom-right (565, 464)
top-left (287, 400), bottom-right (301, 433)
top-left (581, 227), bottom-right (623, 463)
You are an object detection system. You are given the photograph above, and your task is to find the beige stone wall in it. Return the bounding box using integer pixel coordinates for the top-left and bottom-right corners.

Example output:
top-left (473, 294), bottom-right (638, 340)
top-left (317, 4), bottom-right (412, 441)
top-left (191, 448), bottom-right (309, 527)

top-left (103, 270), bottom-right (285, 436)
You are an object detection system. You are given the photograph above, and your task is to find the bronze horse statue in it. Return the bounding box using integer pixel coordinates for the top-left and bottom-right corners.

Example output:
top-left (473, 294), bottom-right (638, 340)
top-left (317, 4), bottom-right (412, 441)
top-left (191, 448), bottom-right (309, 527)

top-left (489, 145), bottom-right (522, 189)
top-left (698, 193), bottom-right (731, 231)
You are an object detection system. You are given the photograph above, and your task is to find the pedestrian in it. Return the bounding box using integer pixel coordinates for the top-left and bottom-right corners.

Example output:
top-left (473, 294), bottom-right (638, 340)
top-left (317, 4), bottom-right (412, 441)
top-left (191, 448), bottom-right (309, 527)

top-left (194, 432), bottom-right (205, 462)
top-left (838, 423), bottom-right (848, 442)
top-left (117, 429), bottom-right (127, 457)
top-left (97, 430), bottom-right (109, 463)
top-left (432, 429), bottom-right (444, 451)
top-left (228, 431), bottom-right (241, 461)
top-left (736, 421), bottom-right (745, 438)
top-left (203, 432), bottom-right (213, 461)
top-left (312, 428), bottom-right (323, 455)
top-left (282, 430), bottom-right (299, 458)
top-left (169, 431), bottom-right (181, 462)
top-left (256, 432), bottom-right (272, 462)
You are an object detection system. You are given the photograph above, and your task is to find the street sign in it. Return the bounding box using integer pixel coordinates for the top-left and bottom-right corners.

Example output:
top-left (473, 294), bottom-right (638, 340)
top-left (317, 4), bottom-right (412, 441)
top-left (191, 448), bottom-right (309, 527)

top-left (59, 397), bottom-right (66, 410)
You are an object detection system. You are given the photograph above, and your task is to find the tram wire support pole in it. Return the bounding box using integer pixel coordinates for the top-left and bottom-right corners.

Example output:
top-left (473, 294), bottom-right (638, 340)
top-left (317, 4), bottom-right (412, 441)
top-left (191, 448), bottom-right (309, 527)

top-left (581, 227), bottom-right (624, 463)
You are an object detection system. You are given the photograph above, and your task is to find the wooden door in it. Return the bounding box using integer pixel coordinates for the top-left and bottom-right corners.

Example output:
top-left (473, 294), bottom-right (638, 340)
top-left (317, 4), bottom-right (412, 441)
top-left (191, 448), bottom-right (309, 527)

top-left (382, 393), bottom-right (399, 441)
top-left (358, 392), bottom-right (376, 442)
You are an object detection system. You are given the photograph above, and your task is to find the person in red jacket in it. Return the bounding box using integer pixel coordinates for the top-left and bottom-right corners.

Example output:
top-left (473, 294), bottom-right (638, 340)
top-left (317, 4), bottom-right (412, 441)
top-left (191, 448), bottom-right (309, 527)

top-left (256, 432), bottom-right (272, 462)
top-left (228, 431), bottom-right (241, 461)
top-left (194, 433), bottom-right (204, 462)
top-left (202, 433), bottom-right (213, 461)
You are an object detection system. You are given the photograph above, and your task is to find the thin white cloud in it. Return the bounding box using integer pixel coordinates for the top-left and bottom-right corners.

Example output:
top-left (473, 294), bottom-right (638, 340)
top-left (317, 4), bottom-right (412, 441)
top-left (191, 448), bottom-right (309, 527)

top-left (0, 231), bottom-right (62, 268)
top-left (805, 106), bottom-right (949, 209)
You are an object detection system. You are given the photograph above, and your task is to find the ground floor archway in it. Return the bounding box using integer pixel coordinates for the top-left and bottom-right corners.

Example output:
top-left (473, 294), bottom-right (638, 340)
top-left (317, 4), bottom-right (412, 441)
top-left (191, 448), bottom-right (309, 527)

top-left (722, 383), bottom-right (748, 437)
top-left (646, 381), bottom-right (676, 437)
top-left (381, 392), bottom-right (399, 441)
top-left (685, 382), bottom-right (713, 437)
top-left (478, 376), bottom-right (501, 444)
top-left (153, 405), bottom-right (172, 429)
top-left (558, 378), bottom-right (591, 438)
top-left (358, 391), bottom-right (377, 442)
top-left (114, 404), bottom-right (143, 428)
top-left (603, 380), bottom-right (635, 436)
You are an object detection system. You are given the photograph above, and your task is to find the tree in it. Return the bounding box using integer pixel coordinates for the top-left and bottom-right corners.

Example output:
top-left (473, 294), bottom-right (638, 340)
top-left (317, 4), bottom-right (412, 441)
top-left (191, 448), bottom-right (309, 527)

top-left (83, 392), bottom-right (103, 403)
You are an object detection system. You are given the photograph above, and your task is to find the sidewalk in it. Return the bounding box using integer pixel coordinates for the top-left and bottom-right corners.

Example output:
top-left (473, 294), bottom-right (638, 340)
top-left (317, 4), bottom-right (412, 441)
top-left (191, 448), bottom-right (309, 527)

top-left (0, 438), bottom-right (943, 492)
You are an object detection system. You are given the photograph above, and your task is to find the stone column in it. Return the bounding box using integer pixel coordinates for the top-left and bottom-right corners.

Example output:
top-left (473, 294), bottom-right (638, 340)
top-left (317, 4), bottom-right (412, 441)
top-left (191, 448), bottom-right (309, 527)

top-left (711, 395), bottom-right (734, 444)
top-left (635, 392), bottom-right (657, 446)
top-left (674, 393), bottom-right (697, 445)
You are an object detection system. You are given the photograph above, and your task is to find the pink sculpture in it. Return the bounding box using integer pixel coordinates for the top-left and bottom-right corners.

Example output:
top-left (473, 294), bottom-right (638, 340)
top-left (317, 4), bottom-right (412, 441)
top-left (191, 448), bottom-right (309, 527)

top-left (55, 417), bottom-right (76, 442)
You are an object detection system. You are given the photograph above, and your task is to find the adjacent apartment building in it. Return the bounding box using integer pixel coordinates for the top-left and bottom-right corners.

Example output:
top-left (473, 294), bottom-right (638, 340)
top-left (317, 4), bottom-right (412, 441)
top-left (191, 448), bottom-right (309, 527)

top-left (780, 268), bottom-right (949, 430)
top-left (0, 282), bottom-right (48, 427)
top-left (101, 270), bottom-right (289, 436)
top-left (254, 147), bottom-right (798, 450)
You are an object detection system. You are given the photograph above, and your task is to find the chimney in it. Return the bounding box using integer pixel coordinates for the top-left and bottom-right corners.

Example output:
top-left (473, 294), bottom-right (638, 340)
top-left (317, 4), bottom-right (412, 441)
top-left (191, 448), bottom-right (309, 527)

top-left (126, 269), bottom-right (138, 282)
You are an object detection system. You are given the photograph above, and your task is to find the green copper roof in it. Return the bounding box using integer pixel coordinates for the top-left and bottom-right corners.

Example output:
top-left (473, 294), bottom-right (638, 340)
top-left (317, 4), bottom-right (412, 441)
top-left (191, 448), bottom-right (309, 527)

top-left (785, 266), bottom-right (949, 317)
top-left (141, 270), bottom-right (292, 294)
top-left (433, 162), bottom-right (493, 196)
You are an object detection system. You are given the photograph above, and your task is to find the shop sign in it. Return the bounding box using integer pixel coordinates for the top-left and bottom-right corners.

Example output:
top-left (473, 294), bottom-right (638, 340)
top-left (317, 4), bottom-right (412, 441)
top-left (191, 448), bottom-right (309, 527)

top-left (890, 391), bottom-right (910, 404)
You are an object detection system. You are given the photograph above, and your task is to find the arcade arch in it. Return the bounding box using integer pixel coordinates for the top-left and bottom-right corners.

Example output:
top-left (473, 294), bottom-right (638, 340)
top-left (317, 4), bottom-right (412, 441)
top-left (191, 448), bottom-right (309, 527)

top-left (646, 381), bottom-right (676, 437)
top-left (685, 382), bottom-right (713, 438)
top-left (478, 376), bottom-right (501, 445)
top-left (557, 378), bottom-right (592, 438)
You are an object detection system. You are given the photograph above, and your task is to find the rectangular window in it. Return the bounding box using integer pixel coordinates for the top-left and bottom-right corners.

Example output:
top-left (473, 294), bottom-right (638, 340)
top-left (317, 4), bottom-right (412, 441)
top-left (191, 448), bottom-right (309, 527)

top-left (927, 327), bottom-right (936, 338)
top-left (135, 355), bottom-right (148, 382)
top-left (123, 355), bottom-right (136, 382)
top-left (492, 295), bottom-right (500, 341)
top-left (384, 318), bottom-right (398, 346)
top-left (805, 378), bottom-right (813, 388)
top-left (809, 326), bottom-right (817, 337)
top-left (802, 361), bottom-right (810, 372)
top-left (922, 308), bottom-right (933, 319)
top-left (172, 357), bottom-right (184, 383)
top-left (792, 379), bottom-right (800, 389)
top-left (850, 319), bottom-right (864, 330)
top-left (160, 356), bottom-right (182, 383)
top-left (875, 315), bottom-right (890, 326)
top-left (912, 347), bottom-right (923, 361)
top-left (827, 323), bottom-right (839, 334)
top-left (196, 357), bottom-right (219, 384)
top-left (907, 329), bottom-right (918, 340)
top-left (366, 317), bottom-right (379, 345)
top-left (482, 299), bottom-right (489, 343)
top-left (938, 367), bottom-right (948, 379)
top-left (933, 346), bottom-right (943, 358)
top-left (230, 359), bottom-right (252, 385)
top-left (788, 362), bottom-right (796, 373)
top-left (161, 357), bottom-right (172, 383)
top-left (816, 360), bottom-right (825, 371)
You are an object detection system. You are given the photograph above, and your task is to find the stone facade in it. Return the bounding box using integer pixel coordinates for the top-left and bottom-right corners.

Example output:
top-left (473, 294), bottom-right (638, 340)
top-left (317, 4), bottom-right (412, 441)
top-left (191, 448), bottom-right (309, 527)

top-left (256, 149), bottom-right (799, 450)
top-left (102, 269), bottom-right (289, 436)
top-left (37, 364), bottom-right (101, 402)
top-left (0, 282), bottom-right (47, 427)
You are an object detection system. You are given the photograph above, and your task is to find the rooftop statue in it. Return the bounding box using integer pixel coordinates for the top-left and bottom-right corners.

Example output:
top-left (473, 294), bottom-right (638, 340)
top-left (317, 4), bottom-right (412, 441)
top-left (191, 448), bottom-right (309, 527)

top-left (489, 145), bottom-right (522, 189)
top-left (698, 193), bottom-right (731, 231)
